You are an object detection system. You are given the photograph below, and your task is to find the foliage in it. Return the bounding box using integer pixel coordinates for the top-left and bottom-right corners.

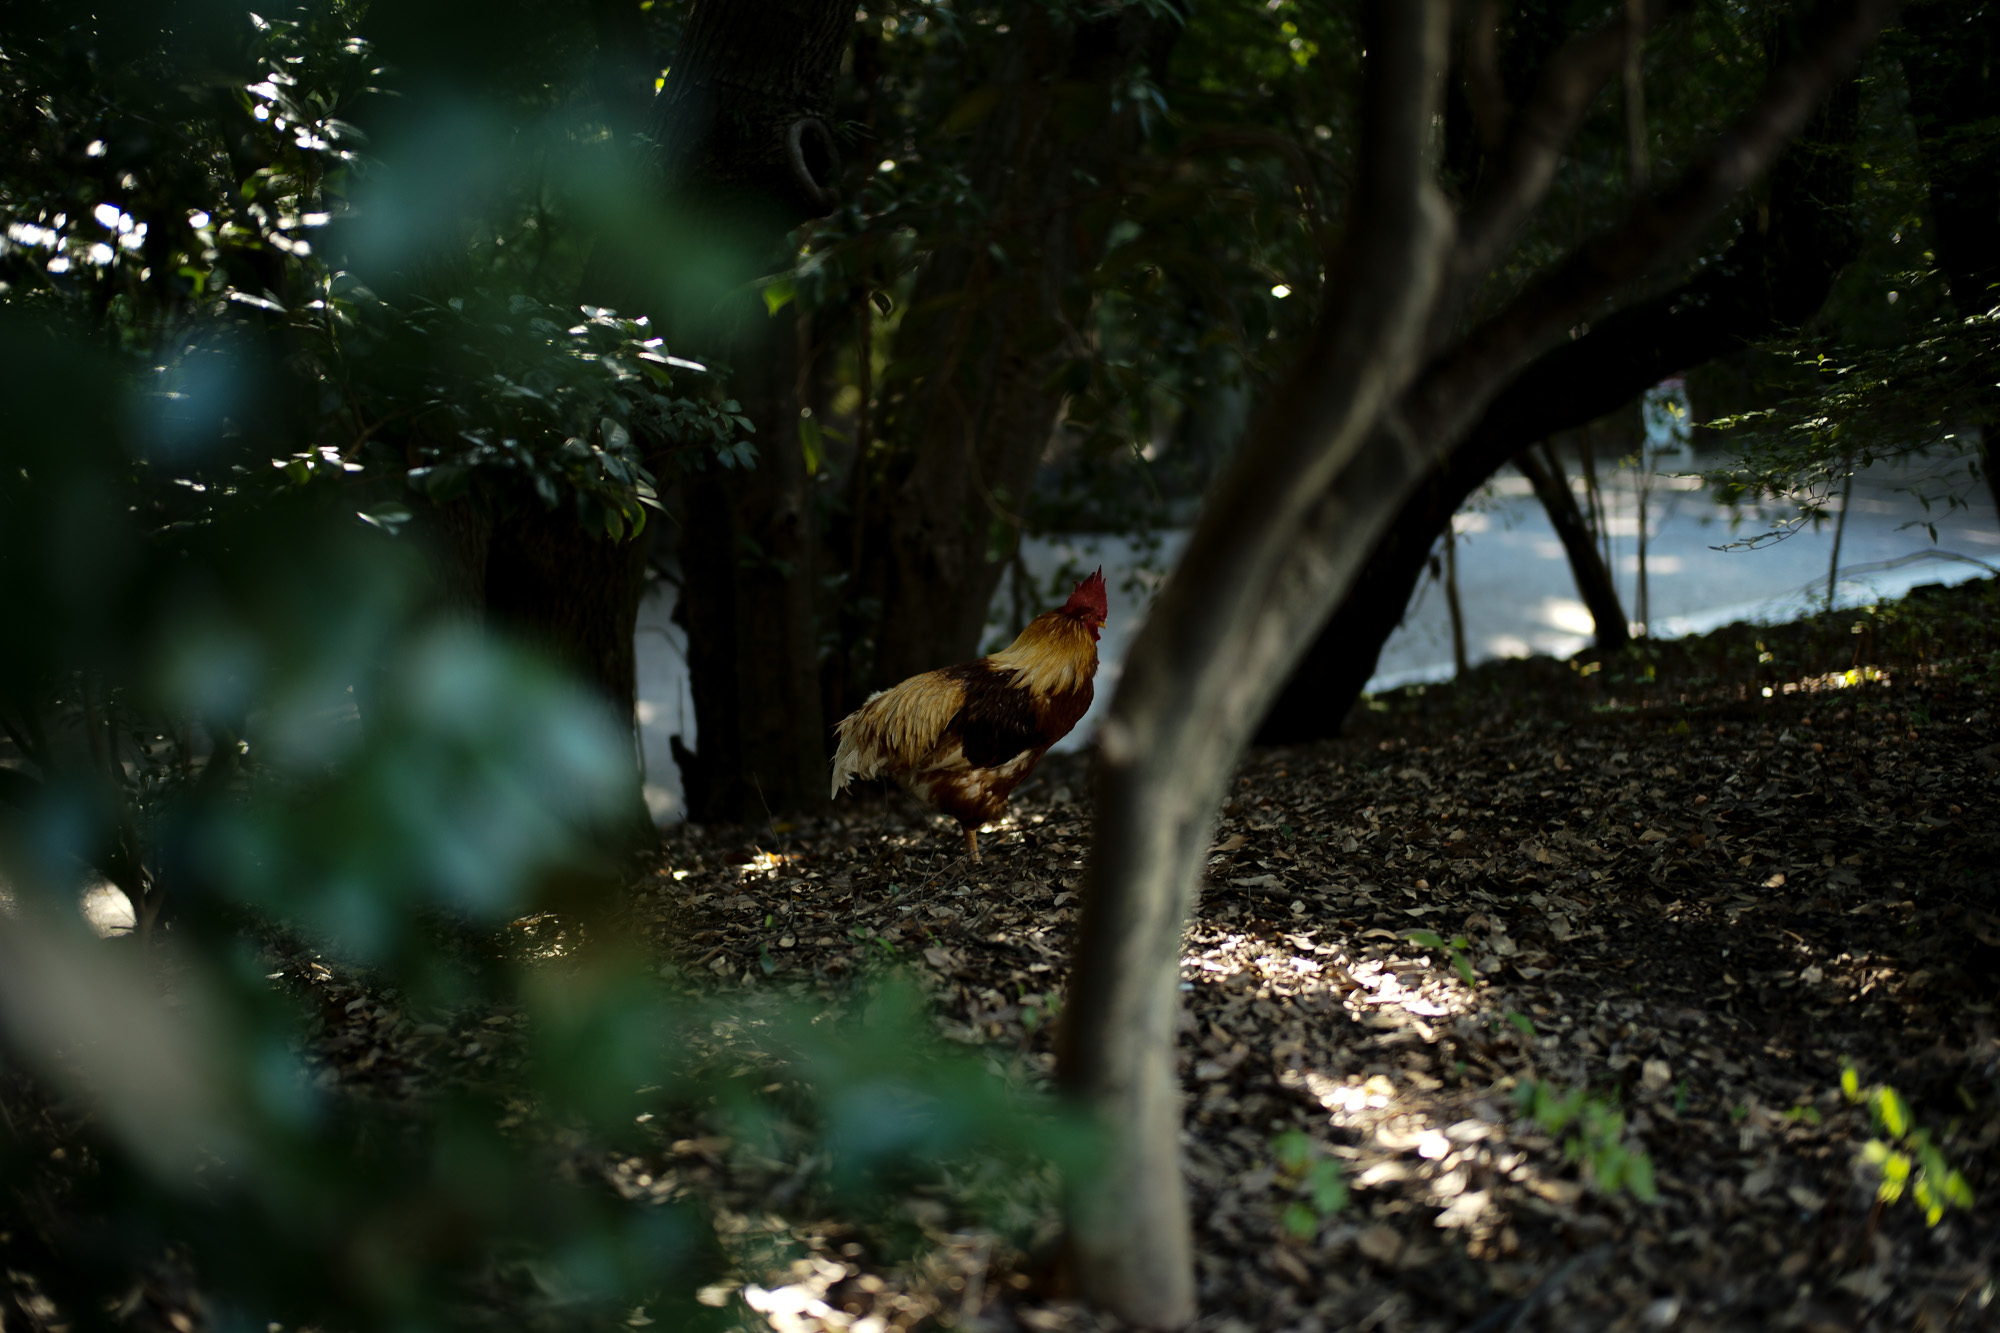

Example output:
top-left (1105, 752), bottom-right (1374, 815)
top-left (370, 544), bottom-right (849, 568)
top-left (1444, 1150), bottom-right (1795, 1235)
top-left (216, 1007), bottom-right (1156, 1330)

top-left (0, 5), bottom-right (1082, 1326)
top-left (0, 4), bottom-right (752, 550)
top-left (1513, 1078), bottom-right (1658, 1203)
top-left (0, 306), bottom-right (1092, 1327)
top-left (1841, 1066), bottom-right (1976, 1226)
top-left (1406, 928), bottom-right (1478, 987)
top-left (1697, 45), bottom-right (1997, 545)
top-left (1270, 1129), bottom-right (1349, 1241)
top-left (315, 291), bottom-right (755, 544)
top-left (1701, 310), bottom-right (1997, 545)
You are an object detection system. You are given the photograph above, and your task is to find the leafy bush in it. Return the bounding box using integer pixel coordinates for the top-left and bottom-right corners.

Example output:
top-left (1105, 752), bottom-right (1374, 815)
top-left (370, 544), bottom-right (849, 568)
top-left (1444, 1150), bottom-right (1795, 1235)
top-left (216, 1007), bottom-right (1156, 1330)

top-left (1841, 1066), bottom-right (1976, 1226)
top-left (1513, 1078), bottom-right (1659, 1202)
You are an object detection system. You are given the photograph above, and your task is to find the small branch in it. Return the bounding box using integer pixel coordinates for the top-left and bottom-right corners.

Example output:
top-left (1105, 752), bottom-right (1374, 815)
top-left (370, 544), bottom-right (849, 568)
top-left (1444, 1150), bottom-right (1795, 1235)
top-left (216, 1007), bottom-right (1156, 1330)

top-left (1623, 0), bottom-right (1652, 197)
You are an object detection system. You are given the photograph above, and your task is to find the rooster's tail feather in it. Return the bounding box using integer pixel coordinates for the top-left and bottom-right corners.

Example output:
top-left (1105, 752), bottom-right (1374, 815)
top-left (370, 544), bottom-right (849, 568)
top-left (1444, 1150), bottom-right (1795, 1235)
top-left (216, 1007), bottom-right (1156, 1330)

top-left (829, 716), bottom-right (869, 797)
top-left (827, 672), bottom-right (964, 797)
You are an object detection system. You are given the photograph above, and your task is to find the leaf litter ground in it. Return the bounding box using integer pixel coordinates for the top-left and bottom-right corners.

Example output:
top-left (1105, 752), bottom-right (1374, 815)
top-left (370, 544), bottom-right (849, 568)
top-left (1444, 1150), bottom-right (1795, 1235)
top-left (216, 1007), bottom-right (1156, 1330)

top-left (8, 580), bottom-right (1998, 1333)
top-left (627, 578), bottom-right (2000, 1333)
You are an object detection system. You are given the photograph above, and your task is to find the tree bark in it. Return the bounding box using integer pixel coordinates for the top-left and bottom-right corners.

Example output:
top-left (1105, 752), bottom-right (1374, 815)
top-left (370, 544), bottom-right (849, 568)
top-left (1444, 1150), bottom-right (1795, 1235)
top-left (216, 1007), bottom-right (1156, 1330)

top-left (1258, 58), bottom-right (1864, 745)
top-left (850, 3), bottom-right (1182, 698)
top-left (671, 331), bottom-right (828, 822)
top-left (637, 0), bottom-right (852, 822)
top-left (1514, 444), bottom-right (1629, 653)
top-left (1059, 10), bottom-right (1457, 1324)
top-left (1062, 3), bottom-right (1890, 1322)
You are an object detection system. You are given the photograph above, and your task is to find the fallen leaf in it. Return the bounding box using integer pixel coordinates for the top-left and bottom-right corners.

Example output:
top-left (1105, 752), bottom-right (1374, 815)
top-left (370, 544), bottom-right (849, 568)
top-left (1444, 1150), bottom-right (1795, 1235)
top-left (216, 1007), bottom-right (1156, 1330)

top-left (1356, 1224), bottom-right (1402, 1265)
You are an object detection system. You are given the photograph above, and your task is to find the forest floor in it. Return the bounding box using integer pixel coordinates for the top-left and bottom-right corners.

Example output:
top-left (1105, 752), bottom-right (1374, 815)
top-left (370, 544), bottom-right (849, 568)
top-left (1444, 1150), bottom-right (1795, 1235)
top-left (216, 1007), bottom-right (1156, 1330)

top-left (6, 579), bottom-right (1998, 1333)
top-left (630, 576), bottom-right (2000, 1333)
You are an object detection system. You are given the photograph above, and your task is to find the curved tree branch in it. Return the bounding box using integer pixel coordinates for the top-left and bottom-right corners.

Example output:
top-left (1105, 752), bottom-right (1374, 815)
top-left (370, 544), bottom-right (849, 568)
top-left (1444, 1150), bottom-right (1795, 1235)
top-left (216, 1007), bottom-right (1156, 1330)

top-left (1260, 62), bottom-right (1867, 744)
top-left (1419, 0), bottom-right (1897, 449)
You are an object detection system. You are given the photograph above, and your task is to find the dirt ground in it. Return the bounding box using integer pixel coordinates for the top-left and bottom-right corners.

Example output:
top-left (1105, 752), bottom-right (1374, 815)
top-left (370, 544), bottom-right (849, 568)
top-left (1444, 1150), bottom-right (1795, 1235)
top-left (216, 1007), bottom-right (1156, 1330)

top-left (631, 577), bottom-right (1999, 1333)
top-left (5, 579), bottom-right (1997, 1333)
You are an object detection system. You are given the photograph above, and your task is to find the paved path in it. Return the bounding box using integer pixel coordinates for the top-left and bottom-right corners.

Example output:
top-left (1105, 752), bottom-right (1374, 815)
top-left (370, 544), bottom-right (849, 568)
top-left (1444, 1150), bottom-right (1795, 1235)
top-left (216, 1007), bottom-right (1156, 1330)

top-left (636, 454), bottom-right (1998, 821)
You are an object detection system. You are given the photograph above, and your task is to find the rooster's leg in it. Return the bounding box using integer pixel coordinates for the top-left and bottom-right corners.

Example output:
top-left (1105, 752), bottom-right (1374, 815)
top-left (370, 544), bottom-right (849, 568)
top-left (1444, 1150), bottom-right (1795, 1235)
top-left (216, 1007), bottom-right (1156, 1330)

top-left (964, 827), bottom-right (980, 863)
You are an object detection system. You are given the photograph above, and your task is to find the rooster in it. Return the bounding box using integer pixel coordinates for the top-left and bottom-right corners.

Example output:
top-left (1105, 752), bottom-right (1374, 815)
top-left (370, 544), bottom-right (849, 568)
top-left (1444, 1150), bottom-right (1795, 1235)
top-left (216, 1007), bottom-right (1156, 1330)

top-left (830, 569), bottom-right (1108, 861)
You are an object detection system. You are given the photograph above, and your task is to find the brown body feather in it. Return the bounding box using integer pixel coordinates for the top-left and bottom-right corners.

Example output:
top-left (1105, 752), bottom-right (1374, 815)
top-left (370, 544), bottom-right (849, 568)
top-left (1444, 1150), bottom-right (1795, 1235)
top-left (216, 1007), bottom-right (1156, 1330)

top-left (830, 610), bottom-right (1098, 847)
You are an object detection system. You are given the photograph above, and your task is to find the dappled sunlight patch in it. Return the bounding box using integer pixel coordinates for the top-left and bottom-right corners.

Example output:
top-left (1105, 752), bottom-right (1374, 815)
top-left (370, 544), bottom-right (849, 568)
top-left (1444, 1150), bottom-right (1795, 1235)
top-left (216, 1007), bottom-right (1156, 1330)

top-left (1538, 596), bottom-right (1597, 637)
top-left (1770, 664), bottom-right (1892, 697)
top-left (738, 849), bottom-right (807, 875)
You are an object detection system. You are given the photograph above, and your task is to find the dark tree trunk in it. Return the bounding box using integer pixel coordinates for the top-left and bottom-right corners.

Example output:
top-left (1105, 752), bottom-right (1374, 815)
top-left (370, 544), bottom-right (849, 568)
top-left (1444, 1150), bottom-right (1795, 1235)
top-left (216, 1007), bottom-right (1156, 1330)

top-left (1514, 443), bottom-right (1629, 653)
top-left (633, 0), bottom-right (851, 822)
top-left (485, 507), bottom-right (651, 722)
top-left (1901, 3), bottom-right (2000, 319)
top-left (478, 504), bottom-right (652, 835)
top-left (671, 332), bottom-right (827, 822)
top-left (1255, 71), bottom-right (1862, 745)
top-left (849, 3), bottom-right (1182, 698)
top-left (1900, 1), bottom-right (2000, 517)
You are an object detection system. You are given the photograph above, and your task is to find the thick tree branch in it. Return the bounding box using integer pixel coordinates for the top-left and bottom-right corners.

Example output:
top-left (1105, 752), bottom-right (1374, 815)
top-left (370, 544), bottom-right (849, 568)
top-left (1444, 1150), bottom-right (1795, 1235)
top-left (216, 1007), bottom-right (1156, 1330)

top-left (1258, 67), bottom-right (1866, 745)
top-left (1461, 0), bottom-right (1508, 153)
top-left (1421, 0), bottom-right (1896, 447)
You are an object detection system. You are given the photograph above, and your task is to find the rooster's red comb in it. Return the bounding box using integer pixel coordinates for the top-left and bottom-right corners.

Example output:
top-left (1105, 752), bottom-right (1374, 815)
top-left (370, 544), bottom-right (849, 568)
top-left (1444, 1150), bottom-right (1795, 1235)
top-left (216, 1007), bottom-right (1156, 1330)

top-left (1060, 567), bottom-right (1108, 622)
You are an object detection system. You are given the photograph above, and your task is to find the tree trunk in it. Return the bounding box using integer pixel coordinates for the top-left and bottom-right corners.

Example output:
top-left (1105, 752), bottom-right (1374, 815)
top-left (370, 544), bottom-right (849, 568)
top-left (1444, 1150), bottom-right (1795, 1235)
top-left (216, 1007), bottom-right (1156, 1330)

top-left (850, 3), bottom-right (1182, 698)
top-left (1257, 64), bottom-right (1863, 745)
top-left (1059, 11), bottom-right (1457, 1324)
top-left (635, 0), bottom-right (852, 822)
top-left (671, 332), bottom-right (828, 822)
top-left (1514, 444), bottom-right (1629, 653)
top-left (1062, 3), bottom-right (1890, 1322)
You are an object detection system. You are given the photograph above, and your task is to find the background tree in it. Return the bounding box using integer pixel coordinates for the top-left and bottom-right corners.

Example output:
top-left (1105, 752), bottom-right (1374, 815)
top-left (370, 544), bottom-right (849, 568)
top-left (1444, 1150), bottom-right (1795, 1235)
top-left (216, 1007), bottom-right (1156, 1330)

top-left (1685, 2), bottom-right (2000, 545)
top-left (637, 0), bottom-right (854, 822)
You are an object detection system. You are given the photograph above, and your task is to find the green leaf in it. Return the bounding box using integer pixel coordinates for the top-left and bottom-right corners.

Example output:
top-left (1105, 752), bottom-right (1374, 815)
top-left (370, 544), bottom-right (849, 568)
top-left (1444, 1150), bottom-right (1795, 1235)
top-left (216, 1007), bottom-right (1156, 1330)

top-left (799, 412), bottom-right (824, 476)
top-left (1878, 1151), bottom-right (1911, 1203)
top-left (1271, 1130), bottom-right (1311, 1174)
top-left (1626, 1150), bottom-right (1658, 1202)
top-left (1879, 1086), bottom-right (1910, 1138)
top-left (1841, 1067), bottom-right (1861, 1102)
top-left (761, 277), bottom-right (797, 316)
top-left (1280, 1201), bottom-right (1317, 1241)
top-left (357, 502), bottom-right (412, 533)
top-left (1914, 1176), bottom-right (1944, 1226)
top-left (1406, 930), bottom-right (1445, 950)
top-left (1307, 1159), bottom-right (1347, 1214)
